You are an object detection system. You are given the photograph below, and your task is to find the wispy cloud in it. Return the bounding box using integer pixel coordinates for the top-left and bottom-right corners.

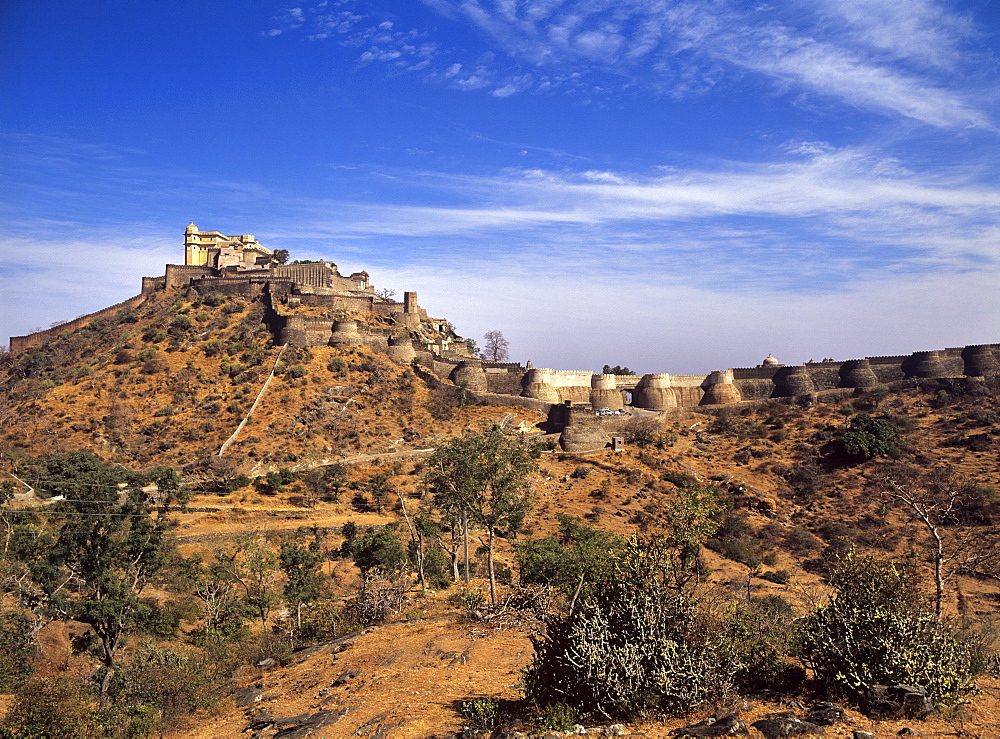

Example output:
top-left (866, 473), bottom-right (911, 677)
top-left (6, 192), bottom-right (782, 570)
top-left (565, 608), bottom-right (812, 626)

top-left (267, 1), bottom-right (996, 128)
top-left (3, 130), bottom-right (997, 368)
top-left (816, 0), bottom-right (978, 69)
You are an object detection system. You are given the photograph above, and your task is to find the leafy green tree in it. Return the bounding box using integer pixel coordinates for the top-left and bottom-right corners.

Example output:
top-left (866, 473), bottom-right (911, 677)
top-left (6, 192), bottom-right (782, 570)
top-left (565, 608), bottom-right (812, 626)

top-left (104, 642), bottom-right (222, 732)
top-left (365, 470), bottom-right (393, 513)
top-left (271, 249), bottom-right (290, 265)
top-left (279, 539), bottom-right (325, 632)
top-left (3, 674), bottom-right (93, 737)
top-left (346, 525), bottom-right (408, 577)
top-left (12, 452), bottom-right (186, 707)
top-left (0, 609), bottom-right (34, 690)
top-left (299, 469), bottom-right (326, 507)
top-left (661, 484), bottom-right (723, 592)
top-left (839, 413), bottom-right (904, 461)
top-left (601, 365), bottom-right (634, 375)
top-left (257, 467), bottom-right (294, 495)
top-left (516, 514), bottom-right (619, 604)
top-left (424, 425), bottom-right (536, 603)
top-left (217, 532), bottom-right (280, 627)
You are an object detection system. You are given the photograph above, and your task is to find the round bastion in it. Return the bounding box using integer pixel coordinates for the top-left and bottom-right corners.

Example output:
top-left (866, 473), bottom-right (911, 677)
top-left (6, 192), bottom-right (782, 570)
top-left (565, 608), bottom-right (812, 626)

top-left (386, 337), bottom-right (416, 364)
top-left (633, 373), bottom-right (677, 410)
top-left (701, 369), bottom-right (741, 405)
top-left (329, 319), bottom-right (363, 348)
top-left (589, 374), bottom-right (624, 410)
top-left (906, 350), bottom-right (947, 379)
top-left (963, 345), bottom-right (1000, 378)
top-left (839, 358), bottom-right (878, 389)
top-left (450, 360), bottom-right (488, 392)
top-left (521, 368), bottom-right (560, 404)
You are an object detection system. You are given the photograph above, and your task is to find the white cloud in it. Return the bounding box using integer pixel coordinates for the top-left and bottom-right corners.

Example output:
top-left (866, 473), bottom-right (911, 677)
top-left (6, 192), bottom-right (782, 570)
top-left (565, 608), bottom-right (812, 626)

top-left (3, 131), bottom-right (997, 371)
top-left (392, 0), bottom-right (996, 128)
top-left (0, 234), bottom-right (176, 341)
top-left (817, 0), bottom-right (976, 69)
top-left (720, 23), bottom-right (991, 129)
top-left (491, 84), bottom-right (519, 98)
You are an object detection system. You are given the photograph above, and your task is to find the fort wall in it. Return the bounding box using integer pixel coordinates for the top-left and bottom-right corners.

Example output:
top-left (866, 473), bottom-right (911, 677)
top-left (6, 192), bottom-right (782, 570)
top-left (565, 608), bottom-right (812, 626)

top-left (165, 264), bottom-right (214, 289)
top-left (9, 293), bottom-right (146, 355)
top-left (9, 227), bottom-right (999, 424)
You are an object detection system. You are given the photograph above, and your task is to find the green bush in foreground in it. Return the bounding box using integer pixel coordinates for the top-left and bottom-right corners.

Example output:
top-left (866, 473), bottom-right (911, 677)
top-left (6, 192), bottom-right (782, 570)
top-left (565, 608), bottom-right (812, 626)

top-left (524, 537), bottom-right (731, 720)
top-left (2, 675), bottom-right (92, 738)
top-left (798, 552), bottom-right (978, 708)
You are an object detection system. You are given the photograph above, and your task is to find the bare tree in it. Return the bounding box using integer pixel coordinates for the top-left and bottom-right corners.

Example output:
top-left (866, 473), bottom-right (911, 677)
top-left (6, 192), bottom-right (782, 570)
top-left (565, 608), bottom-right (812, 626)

top-left (375, 287), bottom-right (396, 301)
top-left (483, 330), bottom-right (510, 362)
top-left (878, 464), bottom-right (1000, 619)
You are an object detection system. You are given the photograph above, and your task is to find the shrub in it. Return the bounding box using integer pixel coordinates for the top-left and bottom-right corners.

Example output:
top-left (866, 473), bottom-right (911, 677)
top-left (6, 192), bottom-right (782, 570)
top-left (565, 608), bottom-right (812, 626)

top-left (169, 314), bottom-right (192, 334)
top-left (460, 696), bottom-right (502, 730)
top-left (0, 610), bottom-right (34, 690)
top-left (3, 675), bottom-right (93, 737)
top-left (535, 702), bottom-right (580, 732)
top-left (798, 552), bottom-right (977, 710)
top-left (516, 514), bottom-right (618, 600)
top-left (761, 569), bottom-right (791, 585)
top-left (133, 598), bottom-right (180, 638)
top-left (343, 573), bottom-right (408, 626)
top-left (705, 536), bottom-right (763, 568)
top-left (715, 512), bottom-right (752, 540)
top-left (347, 525), bottom-right (407, 576)
top-left (327, 356), bottom-right (348, 376)
top-left (524, 538), bottom-right (732, 720)
top-left (838, 414), bottom-right (904, 461)
top-left (783, 526), bottom-right (822, 553)
top-left (722, 596), bottom-right (803, 694)
top-left (297, 599), bottom-right (348, 641)
top-left (660, 470), bottom-right (698, 488)
top-left (106, 643), bottom-right (222, 723)
top-left (423, 544), bottom-right (453, 589)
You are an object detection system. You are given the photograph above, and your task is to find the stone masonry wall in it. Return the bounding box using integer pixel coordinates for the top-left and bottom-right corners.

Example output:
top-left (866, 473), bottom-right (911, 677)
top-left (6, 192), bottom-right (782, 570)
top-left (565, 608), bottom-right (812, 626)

top-left (10, 293), bottom-right (146, 355)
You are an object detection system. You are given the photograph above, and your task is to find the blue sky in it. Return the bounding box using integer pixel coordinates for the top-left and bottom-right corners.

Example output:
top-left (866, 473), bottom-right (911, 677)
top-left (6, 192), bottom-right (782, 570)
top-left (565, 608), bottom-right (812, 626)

top-left (2, 0), bottom-right (998, 374)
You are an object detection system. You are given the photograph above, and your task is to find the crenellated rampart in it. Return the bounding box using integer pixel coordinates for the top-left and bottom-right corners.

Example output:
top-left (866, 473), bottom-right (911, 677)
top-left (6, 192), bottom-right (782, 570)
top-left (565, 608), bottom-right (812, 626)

top-left (9, 226), bottom-right (999, 426)
top-left (9, 293), bottom-right (147, 355)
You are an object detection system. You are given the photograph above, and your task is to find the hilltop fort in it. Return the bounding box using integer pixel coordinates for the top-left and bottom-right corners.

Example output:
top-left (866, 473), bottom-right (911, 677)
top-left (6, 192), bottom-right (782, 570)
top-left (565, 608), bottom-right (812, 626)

top-left (9, 225), bottom-right (999, 440)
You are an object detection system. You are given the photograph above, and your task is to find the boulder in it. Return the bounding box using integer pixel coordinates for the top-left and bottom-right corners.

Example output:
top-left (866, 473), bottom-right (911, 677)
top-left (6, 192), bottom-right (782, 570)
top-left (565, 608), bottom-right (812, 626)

top-left (669, 712), bottom-right (749, 736)
top-left (803, 702), bottom-right (845, 726)
top-left (862, 684), bottom-right (934, 719)
top-left (751, 712), bottom-right (825, 738)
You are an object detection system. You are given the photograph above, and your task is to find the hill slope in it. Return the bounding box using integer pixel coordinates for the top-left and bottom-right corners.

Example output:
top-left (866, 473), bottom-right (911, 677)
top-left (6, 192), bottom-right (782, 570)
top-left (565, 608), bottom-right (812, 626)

top-left (2, 286), bottom-right (1000, 737)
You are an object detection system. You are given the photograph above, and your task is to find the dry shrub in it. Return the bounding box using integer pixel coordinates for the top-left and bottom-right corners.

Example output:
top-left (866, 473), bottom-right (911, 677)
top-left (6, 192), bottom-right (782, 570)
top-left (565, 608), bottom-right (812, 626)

top-left (344, 571), bottom-right (409, 626)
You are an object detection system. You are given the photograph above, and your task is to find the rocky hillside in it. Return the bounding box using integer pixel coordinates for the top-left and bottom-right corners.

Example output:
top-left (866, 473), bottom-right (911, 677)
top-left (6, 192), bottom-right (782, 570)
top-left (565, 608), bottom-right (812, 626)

top-left (2, 285), bottom-right (1000, 737)
top-left (0, 287), bottom-right (507, 476)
